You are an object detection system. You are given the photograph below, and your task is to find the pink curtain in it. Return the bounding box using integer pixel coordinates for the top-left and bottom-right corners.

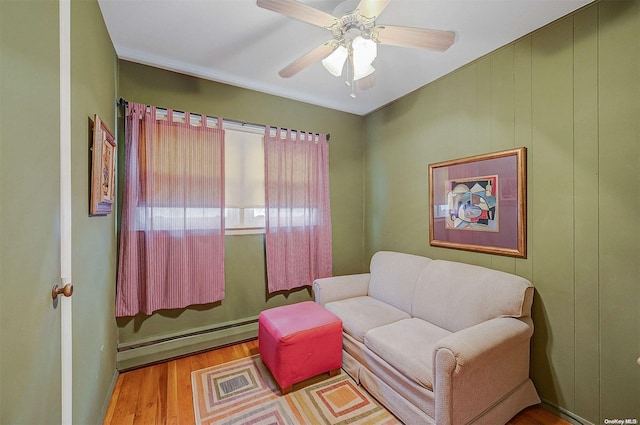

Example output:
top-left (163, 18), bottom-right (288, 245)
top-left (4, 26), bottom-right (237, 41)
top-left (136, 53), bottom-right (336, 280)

top-left (264, 127), bottom-right (332, 293)
top-left (116, 103), bottom-right (225, 317)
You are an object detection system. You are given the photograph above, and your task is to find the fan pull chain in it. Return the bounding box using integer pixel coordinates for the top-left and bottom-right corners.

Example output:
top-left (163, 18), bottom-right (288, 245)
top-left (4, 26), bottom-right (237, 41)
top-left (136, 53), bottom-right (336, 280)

top-left (345, 54), bottom-right (351, 88)
top-left (346, 49), bottom-right (356, 98)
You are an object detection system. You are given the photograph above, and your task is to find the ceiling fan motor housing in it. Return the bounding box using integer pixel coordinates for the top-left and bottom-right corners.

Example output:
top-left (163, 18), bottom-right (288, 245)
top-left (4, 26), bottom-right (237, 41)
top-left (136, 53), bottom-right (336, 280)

top-left (330, 9), bottom-right (376, 44)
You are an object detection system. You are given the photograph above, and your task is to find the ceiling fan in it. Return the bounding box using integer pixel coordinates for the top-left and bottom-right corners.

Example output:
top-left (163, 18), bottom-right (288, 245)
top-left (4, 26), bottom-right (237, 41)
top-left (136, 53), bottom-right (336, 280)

top-left (256, 0), bottom-right (455, 96)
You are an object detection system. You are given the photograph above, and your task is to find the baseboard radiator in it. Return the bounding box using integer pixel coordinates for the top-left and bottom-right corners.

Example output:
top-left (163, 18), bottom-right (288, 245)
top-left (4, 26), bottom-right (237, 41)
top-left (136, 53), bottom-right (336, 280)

top-left (116, 316), bottom-right (259, 371)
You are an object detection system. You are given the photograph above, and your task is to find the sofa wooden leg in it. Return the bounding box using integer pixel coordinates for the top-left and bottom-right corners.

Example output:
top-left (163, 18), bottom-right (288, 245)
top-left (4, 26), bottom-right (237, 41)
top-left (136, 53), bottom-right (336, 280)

top-left (329, 368), bottom-right (340, 377)
top-left (280, 385), bottom-right (292, 395)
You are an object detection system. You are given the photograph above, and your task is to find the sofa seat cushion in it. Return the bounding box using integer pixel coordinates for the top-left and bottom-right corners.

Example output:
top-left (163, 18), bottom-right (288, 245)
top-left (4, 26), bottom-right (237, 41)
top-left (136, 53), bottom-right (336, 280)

top-left (324, 296), bottom-right (410, 343)
top-left (364, 318), bottom-right (451, 390)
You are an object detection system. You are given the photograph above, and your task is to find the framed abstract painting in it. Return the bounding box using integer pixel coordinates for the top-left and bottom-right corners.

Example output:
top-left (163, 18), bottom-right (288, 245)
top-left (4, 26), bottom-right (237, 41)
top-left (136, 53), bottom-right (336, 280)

top-left (428, 147), bottom-right (527, 258)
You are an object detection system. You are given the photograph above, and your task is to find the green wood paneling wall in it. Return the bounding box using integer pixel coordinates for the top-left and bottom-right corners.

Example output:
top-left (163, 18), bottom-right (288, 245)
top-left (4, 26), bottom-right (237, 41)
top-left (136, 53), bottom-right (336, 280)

top-left (598, 1), bottom-right (639, 420)
top-left (573, 6), bottom-right (600, 421)
top-left (530, 14), bottom-right (576, 409)
top-left (363, 1), bottom-right (639, 423)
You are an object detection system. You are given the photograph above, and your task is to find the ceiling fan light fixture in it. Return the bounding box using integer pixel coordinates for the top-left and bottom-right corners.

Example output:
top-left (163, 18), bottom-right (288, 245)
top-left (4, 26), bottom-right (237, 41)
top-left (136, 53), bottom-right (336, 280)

top-left (352, 35), bottom-right (377, 64)
top-left (353, 62), bottom-right (375, 81)
top-left (352, 35), bottom-right (376, 81)
top-left (256, 0), bottom-right (455, 97)
top-left (321, 45), bottom-right (348, 77)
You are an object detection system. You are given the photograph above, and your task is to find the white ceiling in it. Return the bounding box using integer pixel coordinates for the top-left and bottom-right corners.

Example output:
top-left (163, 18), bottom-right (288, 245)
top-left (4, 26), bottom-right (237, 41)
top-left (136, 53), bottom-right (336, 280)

top-left (98, 0), bottom-right (593, 116)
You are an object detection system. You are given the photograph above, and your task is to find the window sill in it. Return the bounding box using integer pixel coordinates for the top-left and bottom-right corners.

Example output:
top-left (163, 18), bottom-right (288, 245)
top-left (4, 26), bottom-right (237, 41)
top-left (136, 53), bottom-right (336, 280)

top-left (225, 228), bottom-right (265, 236)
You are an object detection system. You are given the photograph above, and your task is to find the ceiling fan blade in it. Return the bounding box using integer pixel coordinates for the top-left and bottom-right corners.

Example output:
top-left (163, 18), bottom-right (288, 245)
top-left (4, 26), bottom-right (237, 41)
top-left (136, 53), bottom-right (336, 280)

top-left (356, 73), bottom-right (376, 91)
top-left (373, 25), bottom-right (455, 51)
top-left (278, 41), bottom-right (336, 78)
top-left (257, 0), bottom-right (339, 28)
top-left (357, 0), bottom-right (390, 19)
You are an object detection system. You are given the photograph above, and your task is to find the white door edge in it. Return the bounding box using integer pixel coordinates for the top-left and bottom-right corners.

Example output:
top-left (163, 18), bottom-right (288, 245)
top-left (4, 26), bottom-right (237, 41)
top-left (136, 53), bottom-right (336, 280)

top-left (59, 0), bottom-right (72, 423)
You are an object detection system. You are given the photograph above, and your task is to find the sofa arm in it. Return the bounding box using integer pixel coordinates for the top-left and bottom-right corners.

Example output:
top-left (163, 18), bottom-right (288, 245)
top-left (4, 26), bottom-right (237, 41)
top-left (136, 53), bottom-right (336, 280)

top-left (313, 273), bottom-right (371, 306)
top-left (433, 317), bottom-right (534, 425)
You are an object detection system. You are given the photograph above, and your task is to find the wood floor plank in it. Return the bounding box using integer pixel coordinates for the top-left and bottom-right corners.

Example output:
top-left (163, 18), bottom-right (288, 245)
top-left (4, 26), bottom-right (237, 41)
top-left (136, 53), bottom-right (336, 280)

top-left (102, 373), bottom-right (123, 424)
top-left (507, 406), bottom-right (573, 425)
top-left (135, 361), bottom-right (163, 425)
top-left (189, 350), bottom-right (210, 373)
top-left (103, 339), bottom-right (571, 425)
top-left (108, 368), bottom-right (144, 425)
top-left (157, 361), bottom-right (169, 425)
top-left (165, 360), bottom-right (179, 423)
top-left (175, 356), bottom-right (196, 425)
top-left (201, 346), bottom-right (225, 366)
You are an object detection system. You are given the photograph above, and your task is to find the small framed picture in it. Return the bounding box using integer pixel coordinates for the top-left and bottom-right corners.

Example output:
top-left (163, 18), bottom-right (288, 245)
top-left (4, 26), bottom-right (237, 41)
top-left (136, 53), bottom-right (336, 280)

top-left (90, 114), bottom-right (116, 216)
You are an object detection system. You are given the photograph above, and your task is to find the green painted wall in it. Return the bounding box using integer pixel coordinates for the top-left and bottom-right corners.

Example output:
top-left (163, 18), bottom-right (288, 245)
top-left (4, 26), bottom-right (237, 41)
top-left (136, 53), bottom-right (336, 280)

top-left (0, 0), bottom-right (118, 423)
top-left (597, 1), bottom-right (640, 420)
top-left (116, 61), bottom-right (365, 346)
top-left (71, 0), bottom-right (119, 423)
top-left (363, 1), bottom-right (639, 423)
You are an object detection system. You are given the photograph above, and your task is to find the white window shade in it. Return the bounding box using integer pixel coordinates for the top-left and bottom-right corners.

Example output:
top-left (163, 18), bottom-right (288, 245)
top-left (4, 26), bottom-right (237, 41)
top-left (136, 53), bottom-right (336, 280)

top-left (224, 128), bottom-right (265, 208)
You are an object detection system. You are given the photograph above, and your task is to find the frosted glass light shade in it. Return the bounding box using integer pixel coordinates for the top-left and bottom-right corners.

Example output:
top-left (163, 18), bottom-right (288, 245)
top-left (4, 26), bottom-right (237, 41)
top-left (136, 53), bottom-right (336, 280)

top-left (353, 63), bottom-right (375, 80)
top-left (321, 45), bottom-right (348, 77)
top-left (352, 36), bottom-right (377, 64)
top-left (352, 36), bottom-right (377, 80)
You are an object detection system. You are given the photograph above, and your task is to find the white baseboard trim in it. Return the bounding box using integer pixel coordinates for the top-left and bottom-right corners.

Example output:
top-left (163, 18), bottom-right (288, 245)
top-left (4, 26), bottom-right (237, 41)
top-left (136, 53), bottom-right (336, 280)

top-left (116, 316), bottom-right (259, 371)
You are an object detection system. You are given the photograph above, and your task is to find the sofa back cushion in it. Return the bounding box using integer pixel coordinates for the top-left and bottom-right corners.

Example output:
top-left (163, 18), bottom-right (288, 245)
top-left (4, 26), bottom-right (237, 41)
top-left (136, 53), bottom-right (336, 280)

top-left (369, 251), bottom-right (433, 313)
top-left (412, 260), bottom-right (534, 332)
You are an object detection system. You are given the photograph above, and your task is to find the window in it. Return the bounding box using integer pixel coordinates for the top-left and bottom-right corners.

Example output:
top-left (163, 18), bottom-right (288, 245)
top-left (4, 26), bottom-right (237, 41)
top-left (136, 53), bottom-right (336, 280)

top-left (131, 111), bottom-right (226, 233)
top-left (129, 112), bottom-right (332, 236)
top-left (224, 126), bottom-right (265, 234)
top-left (130, 120), bottom-right (266, 234)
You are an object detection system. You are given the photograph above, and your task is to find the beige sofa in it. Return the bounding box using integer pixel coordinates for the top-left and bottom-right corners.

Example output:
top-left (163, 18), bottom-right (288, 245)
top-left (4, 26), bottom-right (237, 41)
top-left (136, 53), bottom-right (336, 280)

top-left (313, 251), bottom-right (540, 425)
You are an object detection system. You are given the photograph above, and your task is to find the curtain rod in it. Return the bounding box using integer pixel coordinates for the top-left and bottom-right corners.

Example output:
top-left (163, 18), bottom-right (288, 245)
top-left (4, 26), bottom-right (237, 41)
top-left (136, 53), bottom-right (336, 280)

top-left (117, 98), bottom-right (330, 141)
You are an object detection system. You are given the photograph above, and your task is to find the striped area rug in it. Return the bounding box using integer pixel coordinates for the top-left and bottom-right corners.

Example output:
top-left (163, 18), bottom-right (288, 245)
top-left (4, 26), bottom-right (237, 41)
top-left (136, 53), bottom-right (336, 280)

top-left (191, 354), bottom-right (401, 425)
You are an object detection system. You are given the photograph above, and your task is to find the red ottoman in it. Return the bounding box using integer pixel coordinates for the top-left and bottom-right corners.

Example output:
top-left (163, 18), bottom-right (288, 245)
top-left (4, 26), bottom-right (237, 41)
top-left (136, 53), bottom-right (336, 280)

top-left (258, 301), bottom-right (343, 394)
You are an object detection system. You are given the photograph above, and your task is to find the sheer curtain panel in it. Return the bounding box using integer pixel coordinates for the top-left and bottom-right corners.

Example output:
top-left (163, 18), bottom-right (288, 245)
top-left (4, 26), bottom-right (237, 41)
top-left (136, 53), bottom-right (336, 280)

top-left (264, 127), bottom-right (332, 293)
top-left (116, 103), bottom-right (225, 317)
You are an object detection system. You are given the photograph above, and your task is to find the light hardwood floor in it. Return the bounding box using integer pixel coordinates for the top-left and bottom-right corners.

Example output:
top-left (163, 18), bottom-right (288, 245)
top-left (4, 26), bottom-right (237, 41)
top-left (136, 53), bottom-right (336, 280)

top-left (103, 339), bottom-right (571, 425)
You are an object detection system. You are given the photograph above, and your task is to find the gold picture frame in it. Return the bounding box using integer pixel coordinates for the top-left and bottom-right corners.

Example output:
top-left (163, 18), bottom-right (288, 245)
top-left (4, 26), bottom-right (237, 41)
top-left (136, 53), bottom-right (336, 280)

top-left (90, 114), bottom-right (116, 216)
top-left (428, 147), bottom-right (527, 258)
